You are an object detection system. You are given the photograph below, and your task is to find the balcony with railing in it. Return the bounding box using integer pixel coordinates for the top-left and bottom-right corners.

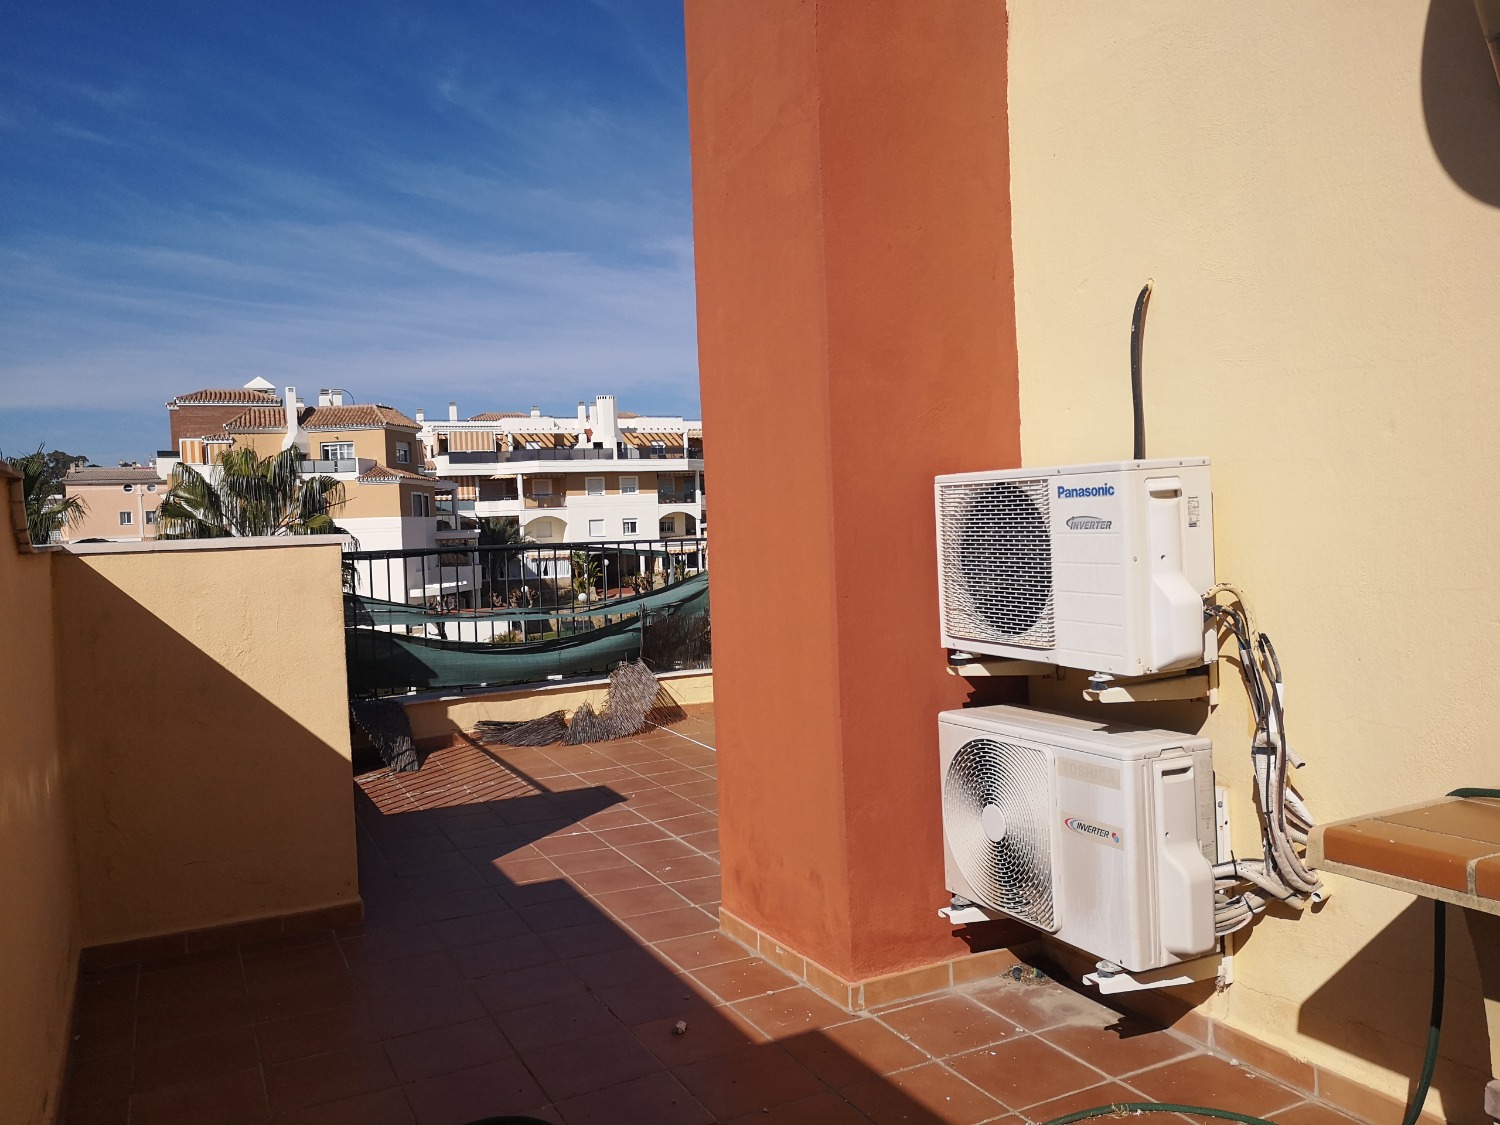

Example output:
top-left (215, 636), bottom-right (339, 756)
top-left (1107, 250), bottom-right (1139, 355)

top-left (299, 457), bottom-right (359, 475)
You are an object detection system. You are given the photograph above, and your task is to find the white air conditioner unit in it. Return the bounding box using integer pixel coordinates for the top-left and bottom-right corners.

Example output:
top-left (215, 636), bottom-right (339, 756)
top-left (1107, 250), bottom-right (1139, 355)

top-left (935, 459), bottom-right (1214, 676)
top-left (940, 705), bottom-right (1216, 974)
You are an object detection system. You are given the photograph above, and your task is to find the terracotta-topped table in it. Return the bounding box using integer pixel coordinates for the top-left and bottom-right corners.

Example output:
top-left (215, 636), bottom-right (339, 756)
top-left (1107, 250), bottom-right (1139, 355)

top-left (1309, 795), bottom-right (1500, 1122)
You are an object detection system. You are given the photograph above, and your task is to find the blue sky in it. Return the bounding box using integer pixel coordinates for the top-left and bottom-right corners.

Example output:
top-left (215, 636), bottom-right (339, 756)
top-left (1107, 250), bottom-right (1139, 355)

top-left (0, 0), bottom-right (699, 465)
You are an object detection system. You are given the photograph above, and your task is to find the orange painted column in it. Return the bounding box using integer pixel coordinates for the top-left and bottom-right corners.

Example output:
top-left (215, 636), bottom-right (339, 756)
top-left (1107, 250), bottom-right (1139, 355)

top-left (685, 0), bottom-right (1022, 982)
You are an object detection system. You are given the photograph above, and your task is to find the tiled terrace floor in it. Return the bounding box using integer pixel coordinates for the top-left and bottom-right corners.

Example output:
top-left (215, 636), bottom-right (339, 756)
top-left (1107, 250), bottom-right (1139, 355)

top-left (64, 707), bottom-right (1368, 1124)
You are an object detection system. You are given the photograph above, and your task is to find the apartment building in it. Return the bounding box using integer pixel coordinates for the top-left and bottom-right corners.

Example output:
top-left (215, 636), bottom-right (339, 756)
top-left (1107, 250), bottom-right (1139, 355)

top-left (60, 465), bottom-right (168, 542)
top-left (157, 381), bottom-right (473, 602)
top-left (419, 394), bottom-right (705, 543)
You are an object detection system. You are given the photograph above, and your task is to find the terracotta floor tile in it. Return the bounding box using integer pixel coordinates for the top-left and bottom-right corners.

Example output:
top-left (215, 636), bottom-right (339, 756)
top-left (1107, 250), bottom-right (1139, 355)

top-left (680, 830), bottom-right (719, 854)
top-left (653, 930), bottom-right (750, 971)
top-left (269, 1085), bottom-right (416, 1125)
top-left (651, 854), bottom-right (722, 882)
top-left (960, 978), bottom-right (1117, 1033)
top-left (627, 906), bottom-right (720, 943)
top-left (535, 830), bottom-right (614, 857)
top-left (674, 1043), bottom-right (827, 1120)
top-left (416, 887), bottom-right (511, 922)
top-left (58, 1092), bottom-right (131, 1125)
top-left (555, 1069), bottom-right (715, 1125)
top-left (70, 1011), bottom-right (137, 1060)
top-left (132, 1025), bottom-right (259, 1093)
top-left (879, 994), bottom-right (1024, 1059)
top-left (1125, 1055), bottom-right (1302, 1119)
top-left (565, 863), bottom-right (660, 895)
top-left (593, 823), bottom-right (671, 848)
top-left (522, 1025), bottom-right (664, 1102)
top-left (64, 1047), bottom-right (134, 1105)
top-left (134, 988), bottom-right (253, 1047)
top-left (691, 957), bottom-right (799, 1003)
top-left (401, 1057), bottom-right (547, 1125)
top-left (593, 970), bottom-right (714, 1026)
top-left (365, 982), bottom-right (487, 1039)
top-left (471, 961), bottom-right (589, 1015)
top-left (617, 838), bottom-right (696, 865)
top-left (492, 993), bottom-right (624, 1053)
top-left (385, 1017), bottom-right (512, 1083)
top-left (265, 1042), bottom-right (399, 1113)
top-left (632, 1006), bottom-right (769, 1067)
top-left (840, 1060), bottom-right (1004, 1124)
top-left (256, 1001), bottom-right (380, 1063)
top-left (948, 1034), bottom-right (1105, 1110)
top-left (1269, 1101), bottom-right (1370, 1125)
top-left (779, 1016), bottom-right (929, 1087)
top-left (1039, 1018), bottom-right (1197, 1079)
top-left (448, 932), bottom-right (557, 979)
top-left (725, 1090), bottom-right (872, 1124)
top-left (541, 920), bottom-right (640, 959)
top-left (128, 1066), bottom-right (268, 1125)
top-left (1019, 1080), bottom-right (1152, 1122)
top-left (732, 986), bottom-right (856, 1039)
top-left (249, 969), bottom-right (363, 1022)
top-left (593, 883), bottom-right (694, 919)
top-left (567, 945), bottom-right (670, 988)
top-left (339, 924), bottom-right (447, 966)
top-left (547, 848), bottom-right (635, 875)
top-left (429, 907), bottom-right (532, 949)
top-left (669, 875), bottom-right (723, 905)
top-left (657, 812), bottom-right (721, 839)
top-left (517, 896), bottom-right (610, 933)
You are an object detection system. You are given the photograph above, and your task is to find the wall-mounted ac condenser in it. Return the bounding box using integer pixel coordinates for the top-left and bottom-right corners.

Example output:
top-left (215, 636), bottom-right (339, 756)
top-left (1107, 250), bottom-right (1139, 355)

top-left (940, 705), bottom-right (1216, 974)
top-left (935, 460), bottom-right (1214, 676)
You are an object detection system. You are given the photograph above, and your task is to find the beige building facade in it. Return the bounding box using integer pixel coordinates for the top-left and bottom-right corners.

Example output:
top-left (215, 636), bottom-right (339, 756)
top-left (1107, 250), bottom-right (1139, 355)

top-left (1007, 4), bottom-right (1500, 1118)
top-left (60, 466), bottom-right (166, 543)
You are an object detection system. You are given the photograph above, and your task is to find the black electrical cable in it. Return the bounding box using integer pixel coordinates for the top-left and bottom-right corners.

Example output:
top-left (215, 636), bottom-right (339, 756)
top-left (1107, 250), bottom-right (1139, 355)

top-left (1130, 280), bottom-right (1152, 460)
top-left (1039, 786), bottom-right (1500, 1125)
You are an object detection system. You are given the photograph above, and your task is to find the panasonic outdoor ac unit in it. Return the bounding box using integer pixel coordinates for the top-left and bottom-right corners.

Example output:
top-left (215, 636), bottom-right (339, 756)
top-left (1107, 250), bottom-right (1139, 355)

top-left (935, 459), bottom-right (1214, 676)
top-left (940, 705), bottom-right (1216, 974)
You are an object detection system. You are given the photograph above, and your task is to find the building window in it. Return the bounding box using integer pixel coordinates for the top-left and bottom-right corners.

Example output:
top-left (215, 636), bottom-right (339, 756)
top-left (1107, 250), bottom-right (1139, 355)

top-left (412, 492), bottom-right (432, 518)
top-left (659, 515), bottom-right (675, 536)
top-left (533, 479), bottom-right (553, 497)
top-left (321, 441), bottom-right (355, 461)
top-left (650, 440), bottom-right (666, 451)
top-left (123, 483), bottom-right (135, 493)
top-left (119, 511), bottom-right (133, 526)
top-left (145, 511), bottom-right (157, 526)
top-left (585, 476), bottom-right (605, 496)
top-left (147, 483), bottom-right (157, 492)
top-left (622, 519), bottom-right (637, 535)
top-left (395, 442), bottom-right (411, 464)
top-left (589, 519), bottom-right (605, 537)
top-left (620, 475), bottom-right (638, 495)
top-left (524, 441), bottom-right (542, 450)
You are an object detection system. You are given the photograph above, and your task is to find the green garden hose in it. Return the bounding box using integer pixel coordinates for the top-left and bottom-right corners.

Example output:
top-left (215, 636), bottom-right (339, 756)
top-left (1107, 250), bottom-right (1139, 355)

top-left (1039, 787), bottom-right (1500, 1125)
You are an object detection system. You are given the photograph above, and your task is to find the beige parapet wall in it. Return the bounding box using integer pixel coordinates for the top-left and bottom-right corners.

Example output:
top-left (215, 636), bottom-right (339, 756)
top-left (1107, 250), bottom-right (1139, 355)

top-left (1007, 3), bottom-right (1500, 1119)
top-left (0, 467), bottom-right (79, 1124)
top-left (395, 669), bottom-right (714, 748)
top-left (54, 537), bottom-right (360, 947)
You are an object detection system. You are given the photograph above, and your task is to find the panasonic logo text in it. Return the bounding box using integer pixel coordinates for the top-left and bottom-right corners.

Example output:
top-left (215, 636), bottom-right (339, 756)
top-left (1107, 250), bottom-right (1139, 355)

top-left (1057, 484), bottom-right (1115, 499)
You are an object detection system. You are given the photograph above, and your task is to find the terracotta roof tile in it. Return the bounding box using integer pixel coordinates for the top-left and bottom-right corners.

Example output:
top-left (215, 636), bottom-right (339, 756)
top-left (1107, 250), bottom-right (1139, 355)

top-left (167, 388), bottom-right (281, 407)
top-left (225, 403), bottom-right (420, 433)
top-left (357, 463), bottom-right (435, 483)
top-left (469, 412), bottom-right (528, 420)
top-left (65, 466), bottom-right (166, 485)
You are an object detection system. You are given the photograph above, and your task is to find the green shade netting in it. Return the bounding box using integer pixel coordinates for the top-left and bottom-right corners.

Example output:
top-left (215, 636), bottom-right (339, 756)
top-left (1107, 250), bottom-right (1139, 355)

top-left (345, 570), bottom-right (707, 626)
top-left (346, 575), bottom-right (708, 696)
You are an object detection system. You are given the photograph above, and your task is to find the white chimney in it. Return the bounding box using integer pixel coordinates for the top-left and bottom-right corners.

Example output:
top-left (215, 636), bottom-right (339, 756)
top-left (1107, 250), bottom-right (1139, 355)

top-left (280, 386), bottom-right (310, 453)
top-left (448, 401), bottom-right (459, 422)
top-left (318, 388), bottom-right (350, 407)
top-left (577, 401), bottom-right (587, 424)
top-left (594, 394), bottom-right (621, 451)
top-left (530, 405), bottom-right (541, 419)
top-left (415, 407), bottom-right (426, 423)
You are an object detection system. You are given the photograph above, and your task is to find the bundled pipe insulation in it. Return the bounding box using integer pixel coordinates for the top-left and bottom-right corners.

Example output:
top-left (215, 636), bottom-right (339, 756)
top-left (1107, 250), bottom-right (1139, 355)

top-left (1204, 585), bottom-right (1324, 935)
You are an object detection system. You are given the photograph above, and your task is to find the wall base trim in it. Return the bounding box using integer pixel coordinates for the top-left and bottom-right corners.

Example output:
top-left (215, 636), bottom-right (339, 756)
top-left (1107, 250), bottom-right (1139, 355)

top-left (79, 900), bottom-right (364, 971)
top-left (718, 908), bottom-right (1041, 1011)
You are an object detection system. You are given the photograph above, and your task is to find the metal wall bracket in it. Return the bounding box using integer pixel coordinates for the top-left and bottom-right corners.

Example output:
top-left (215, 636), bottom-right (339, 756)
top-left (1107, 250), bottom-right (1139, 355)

top-left (1083, 951), bottom-right (1224, 994)
top-left (1082, 664), bottom-right (1217, 705)
top-left (946, 654), bottom-right (1064, 679)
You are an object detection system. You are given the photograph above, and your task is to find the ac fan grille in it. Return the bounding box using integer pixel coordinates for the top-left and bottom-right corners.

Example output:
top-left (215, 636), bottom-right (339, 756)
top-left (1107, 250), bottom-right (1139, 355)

top-left (944, 737), bottom-right (1055, 930)
top-left (938, 479), bottom-right (1054, 648)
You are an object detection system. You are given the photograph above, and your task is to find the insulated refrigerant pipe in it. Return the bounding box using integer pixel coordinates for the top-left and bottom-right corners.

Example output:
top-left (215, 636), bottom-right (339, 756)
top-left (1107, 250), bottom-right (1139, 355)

top-left (1039, 787), bottom-right (1500, 1125)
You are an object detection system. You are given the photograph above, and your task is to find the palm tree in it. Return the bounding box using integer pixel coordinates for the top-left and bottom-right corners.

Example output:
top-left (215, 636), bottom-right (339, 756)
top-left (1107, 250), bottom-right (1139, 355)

top-left (0, 446), bottom-right (88, 545)
top-left (156, 446), bottom-right (347, 539)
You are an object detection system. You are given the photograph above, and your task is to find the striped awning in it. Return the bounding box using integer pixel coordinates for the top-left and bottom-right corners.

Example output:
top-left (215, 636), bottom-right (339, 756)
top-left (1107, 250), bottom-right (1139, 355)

top-left (511, 432), bottom-right (573, 449)
top-left (448, 429), bottom-right (497, 452)
top-left (454, 481), bottom-right (479, 500)
top-left (622, 432), bottom-right (685, 447)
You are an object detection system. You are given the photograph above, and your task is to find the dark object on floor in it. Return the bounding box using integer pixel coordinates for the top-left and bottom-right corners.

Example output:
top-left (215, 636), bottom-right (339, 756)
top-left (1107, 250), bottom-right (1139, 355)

top-left (563, 699), bottom-right (610, 744)
top-left (349, 698), bottom-right (420, 773)
top-left (473, 710), bottom-right (568, 747)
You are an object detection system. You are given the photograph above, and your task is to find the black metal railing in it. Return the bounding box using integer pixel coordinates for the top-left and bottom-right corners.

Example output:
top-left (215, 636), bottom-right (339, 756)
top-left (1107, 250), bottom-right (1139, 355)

top-left (657, 489), bottom-right (699, 505)
top-left (344, 537), bottom-right (709, 697)
top-left (440, 445), bottom-right (701, 465)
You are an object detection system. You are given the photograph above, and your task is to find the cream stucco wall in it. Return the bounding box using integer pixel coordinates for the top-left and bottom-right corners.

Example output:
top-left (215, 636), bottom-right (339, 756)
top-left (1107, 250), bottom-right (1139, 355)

top-left (1008, 2), bottom-right (1500, 1118)
top-left (54, 540), bottom-right (360, 945)
top-left (0, 484), bottom-right (79, 1124)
